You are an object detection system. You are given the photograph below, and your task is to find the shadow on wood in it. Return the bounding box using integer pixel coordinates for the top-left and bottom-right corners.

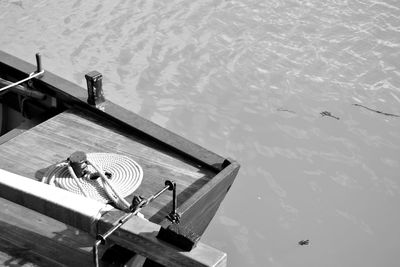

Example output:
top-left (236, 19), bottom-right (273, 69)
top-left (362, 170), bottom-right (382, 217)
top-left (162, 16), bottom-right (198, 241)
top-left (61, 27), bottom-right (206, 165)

top-left (0, 198), bottom-right (93, 266)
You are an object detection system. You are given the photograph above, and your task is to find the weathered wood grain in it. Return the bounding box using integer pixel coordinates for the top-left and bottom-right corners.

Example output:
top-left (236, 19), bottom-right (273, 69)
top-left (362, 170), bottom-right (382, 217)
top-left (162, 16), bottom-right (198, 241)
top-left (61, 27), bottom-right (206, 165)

top-left (98, 215), bottom-right (227, 267)
top-left (0, 168), bottom-right (108, 233)
top-left (0, 170), bottom-right (227, 267)
top-left (160, 161), bottom-right (240, 236)
top-left (0, 50), bottom-right (227, 171)
top-left (0, 108), bottom-right (216, 223)
top-left (0, 51), bottom-right (240, 266)
top-left (0, 197), bottom-right (93, 267)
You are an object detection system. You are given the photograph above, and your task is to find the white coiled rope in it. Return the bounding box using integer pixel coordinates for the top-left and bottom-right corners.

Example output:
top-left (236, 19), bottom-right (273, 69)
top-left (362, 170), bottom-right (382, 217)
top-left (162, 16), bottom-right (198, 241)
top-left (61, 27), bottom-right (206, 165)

top-left (42, 153), bottom-right (143, 211)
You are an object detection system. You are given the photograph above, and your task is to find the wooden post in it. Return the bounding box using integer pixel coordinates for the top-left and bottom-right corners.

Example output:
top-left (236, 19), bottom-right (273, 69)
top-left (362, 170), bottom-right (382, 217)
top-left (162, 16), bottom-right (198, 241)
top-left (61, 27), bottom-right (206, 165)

top-left (85, 71), bottom-right (105, 107)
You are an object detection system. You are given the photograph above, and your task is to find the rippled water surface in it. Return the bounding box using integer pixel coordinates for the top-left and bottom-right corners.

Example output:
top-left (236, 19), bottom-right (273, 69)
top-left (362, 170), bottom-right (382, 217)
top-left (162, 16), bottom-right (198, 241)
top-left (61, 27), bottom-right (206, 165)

top-left (1, 0), bottom-right (400, 266)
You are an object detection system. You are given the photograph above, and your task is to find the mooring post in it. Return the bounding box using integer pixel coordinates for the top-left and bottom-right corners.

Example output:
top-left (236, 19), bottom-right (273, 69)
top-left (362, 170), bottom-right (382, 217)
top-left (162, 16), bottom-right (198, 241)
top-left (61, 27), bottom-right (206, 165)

top-left (85, 71), bottom-right (105, 107)
top-left (35, 53), bottom-right (43, 74)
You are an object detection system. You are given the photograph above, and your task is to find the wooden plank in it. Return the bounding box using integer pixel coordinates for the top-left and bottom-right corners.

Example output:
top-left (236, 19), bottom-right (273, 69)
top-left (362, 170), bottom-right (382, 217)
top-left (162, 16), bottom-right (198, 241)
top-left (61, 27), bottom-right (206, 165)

top-left (0, 168), bottom-right (108, 233)
top-left (0, 217), bottom-right (92, 267)
top-left (0, 117), bottom-right (41, 145)
top-left (101, 102), bottom-right (227, 171)
top-left (0, 107), bottom-right (240, 248)
top-left (0, 128), bottom-right (25, 145)
top-left (0, 198), bottom-right (93, 267)
top-left (0, 237), bottom-right (61, 267)
top-left (98, 215), bottom-right (227, 267)
top-left (0, 50), bottom-right (227, 170)
top-left (160, 161), bottom-right (240, 237)
top-left (0, 108), bottom-right (216, 223)
top-left (0, 170), bottom-right (227, 267)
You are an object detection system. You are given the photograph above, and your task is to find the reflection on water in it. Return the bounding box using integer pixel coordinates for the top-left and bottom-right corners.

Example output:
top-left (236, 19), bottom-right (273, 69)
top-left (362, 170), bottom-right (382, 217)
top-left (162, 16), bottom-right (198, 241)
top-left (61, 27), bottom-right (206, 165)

top-left (1, 0), bottom-right (400, 266)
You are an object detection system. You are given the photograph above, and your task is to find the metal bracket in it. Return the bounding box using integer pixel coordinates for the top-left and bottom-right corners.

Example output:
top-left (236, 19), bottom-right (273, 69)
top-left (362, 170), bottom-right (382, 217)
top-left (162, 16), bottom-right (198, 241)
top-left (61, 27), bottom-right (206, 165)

top-left (92, 180), bottom-right (177, 267)
top-left (166, 181), bottom-right (180, 224)
top-left (0, 53), bottom-right (44, 93)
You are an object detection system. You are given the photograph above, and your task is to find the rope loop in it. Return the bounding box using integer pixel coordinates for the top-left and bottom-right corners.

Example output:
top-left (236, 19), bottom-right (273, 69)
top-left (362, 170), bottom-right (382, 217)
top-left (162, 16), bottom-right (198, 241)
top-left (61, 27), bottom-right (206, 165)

top-left (42, 153), bottom-right (143, 211)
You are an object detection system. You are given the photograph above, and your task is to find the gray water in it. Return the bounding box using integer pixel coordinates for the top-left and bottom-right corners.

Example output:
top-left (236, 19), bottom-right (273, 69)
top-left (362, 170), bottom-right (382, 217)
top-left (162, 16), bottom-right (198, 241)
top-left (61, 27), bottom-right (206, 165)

top-left (1, 0), bottom-right (400, 266)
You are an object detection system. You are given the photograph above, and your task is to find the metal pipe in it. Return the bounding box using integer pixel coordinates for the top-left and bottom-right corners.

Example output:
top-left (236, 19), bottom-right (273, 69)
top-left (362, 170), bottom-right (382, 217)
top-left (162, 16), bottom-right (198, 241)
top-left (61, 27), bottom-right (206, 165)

top-left (172, 182), bottom-right (177, 215)
top-left (0, 70), bottom-right (44, 93)
top-left (0, 78), bottom-right (46, 99)
top-left (93, 181), bottom-right (174, 266)
top-left (35, 53), bottom-right (42, 73)
top-left (148, 183), bottom-right (171, 203)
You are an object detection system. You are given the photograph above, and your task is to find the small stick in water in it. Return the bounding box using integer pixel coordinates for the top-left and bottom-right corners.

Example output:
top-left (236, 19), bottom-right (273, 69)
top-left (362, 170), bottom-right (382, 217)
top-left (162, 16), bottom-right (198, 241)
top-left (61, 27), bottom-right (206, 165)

top-left (353, 104), bottom-right (400, 118)
top-left (320, 111), bottom-right (340, 120)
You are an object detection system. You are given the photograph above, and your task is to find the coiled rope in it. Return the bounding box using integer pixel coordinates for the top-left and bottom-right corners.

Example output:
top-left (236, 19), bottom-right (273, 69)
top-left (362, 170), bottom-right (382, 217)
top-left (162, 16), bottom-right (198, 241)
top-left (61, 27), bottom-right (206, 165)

top-left (42, 153), bottom-right (143, 211)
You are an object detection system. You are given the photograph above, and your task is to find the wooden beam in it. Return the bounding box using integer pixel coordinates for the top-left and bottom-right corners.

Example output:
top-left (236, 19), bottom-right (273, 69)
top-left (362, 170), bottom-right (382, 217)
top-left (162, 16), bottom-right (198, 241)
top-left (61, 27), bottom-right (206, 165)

top-left (0, 169), bottom-right (107, 233)
top-left (101, 102), bottom-right (227, 171)
top-left (98, 215), bottom-right (226, 267)
top-left (0, 197), bottom-right (93, 266)
top-left (164, 161), bottom-right (240, 235)
top-left (0, 169), bottom-right (226, 267)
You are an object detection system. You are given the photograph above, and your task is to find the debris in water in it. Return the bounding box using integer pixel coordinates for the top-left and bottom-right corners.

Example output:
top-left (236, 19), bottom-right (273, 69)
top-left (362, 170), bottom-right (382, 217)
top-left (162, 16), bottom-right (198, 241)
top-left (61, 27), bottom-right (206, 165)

top-left (298, 239), bottom-right (310, 246)
top-left (277, 108), bottom-right (296, 114)
top-left (320, 111), bottom-right (340, 120)
top-left (353, 104), bottom-right (400, 118)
